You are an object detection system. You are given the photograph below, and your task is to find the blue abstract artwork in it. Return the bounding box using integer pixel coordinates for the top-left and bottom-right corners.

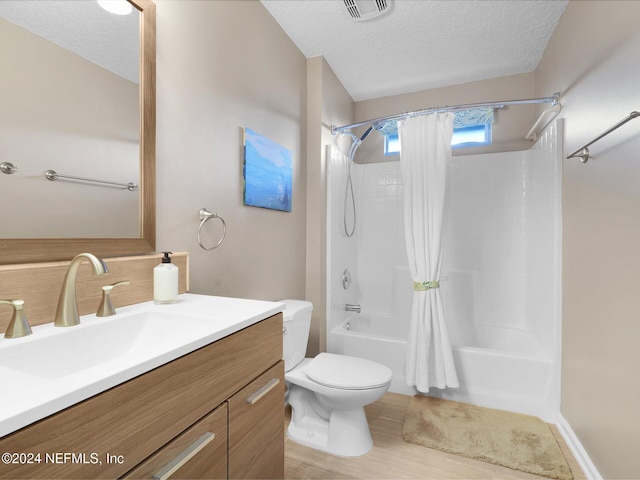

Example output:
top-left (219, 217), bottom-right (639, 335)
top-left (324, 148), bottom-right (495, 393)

top-left (243, 127), bottom-right (292, 212)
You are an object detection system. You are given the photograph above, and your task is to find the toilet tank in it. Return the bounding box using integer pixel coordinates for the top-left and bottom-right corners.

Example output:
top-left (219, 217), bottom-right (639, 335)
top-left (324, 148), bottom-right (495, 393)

top-left (279, 299), bottom-right (313, 372)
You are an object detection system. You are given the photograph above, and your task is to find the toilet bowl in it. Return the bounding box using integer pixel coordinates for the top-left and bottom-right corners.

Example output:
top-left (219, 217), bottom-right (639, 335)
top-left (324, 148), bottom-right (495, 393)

top-left (280, 299), bottom-right (392, 457)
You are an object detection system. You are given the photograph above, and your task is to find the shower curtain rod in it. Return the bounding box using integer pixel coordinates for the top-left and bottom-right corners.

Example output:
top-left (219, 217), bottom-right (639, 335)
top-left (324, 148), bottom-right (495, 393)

top-left (331, 93), bottom-right (561, 135)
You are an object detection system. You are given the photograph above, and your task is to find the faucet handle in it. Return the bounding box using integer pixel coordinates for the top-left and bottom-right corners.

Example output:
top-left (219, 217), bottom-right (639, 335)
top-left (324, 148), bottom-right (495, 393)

top-left (345, 303), bottom-right (361, 313)
top-left (1, 299), bottom-right (33, 339)
top-left (96, 281), bottom-right (131, 317)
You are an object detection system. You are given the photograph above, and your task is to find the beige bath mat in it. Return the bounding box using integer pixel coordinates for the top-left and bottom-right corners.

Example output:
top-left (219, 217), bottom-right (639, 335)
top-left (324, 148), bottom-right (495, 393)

top-left (402, 395), bottom-right (573, 480)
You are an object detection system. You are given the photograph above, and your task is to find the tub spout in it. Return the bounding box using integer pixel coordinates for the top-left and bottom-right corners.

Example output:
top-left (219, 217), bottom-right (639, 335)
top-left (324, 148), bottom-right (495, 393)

top-left (345, 303), bottom-right (361, 313)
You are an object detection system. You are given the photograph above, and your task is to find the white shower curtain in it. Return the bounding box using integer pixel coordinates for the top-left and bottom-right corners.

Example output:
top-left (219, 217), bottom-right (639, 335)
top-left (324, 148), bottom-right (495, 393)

top-left (399, 113), bottom-right (459, 392)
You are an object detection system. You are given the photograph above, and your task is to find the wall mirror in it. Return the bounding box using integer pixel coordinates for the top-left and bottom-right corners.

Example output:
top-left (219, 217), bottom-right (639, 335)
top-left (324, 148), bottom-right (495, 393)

top-left (0, 0), bottom-right (155, 264)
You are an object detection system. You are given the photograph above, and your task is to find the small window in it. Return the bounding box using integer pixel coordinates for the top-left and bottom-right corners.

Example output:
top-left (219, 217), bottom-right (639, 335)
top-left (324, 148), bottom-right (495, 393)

top-left (384, 132), bottom-right (401, 156)
top-left (384, 123), bottom-right (492, 156)
top-left (451, 124), bottom-right (492, 148)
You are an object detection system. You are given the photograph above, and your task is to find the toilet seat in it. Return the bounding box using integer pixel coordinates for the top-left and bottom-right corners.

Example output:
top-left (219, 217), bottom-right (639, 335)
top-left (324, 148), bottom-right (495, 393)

top-left (305, 353), bottom-right (392, 390)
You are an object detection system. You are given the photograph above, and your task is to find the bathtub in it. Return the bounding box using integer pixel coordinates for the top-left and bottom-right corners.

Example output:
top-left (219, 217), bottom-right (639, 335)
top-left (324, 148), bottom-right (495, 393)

top-left (328, 314), bottom-right (558, 422)
top-left (329, 314), bottom-right (409, 395)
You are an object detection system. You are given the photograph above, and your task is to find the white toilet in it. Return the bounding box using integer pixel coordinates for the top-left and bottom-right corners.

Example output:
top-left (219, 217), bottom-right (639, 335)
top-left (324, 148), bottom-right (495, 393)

top-left (280, 299), bottom-right (392, 457)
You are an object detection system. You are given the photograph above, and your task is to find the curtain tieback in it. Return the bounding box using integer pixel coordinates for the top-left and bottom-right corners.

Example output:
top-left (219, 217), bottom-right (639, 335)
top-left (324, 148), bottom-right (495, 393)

top-left (414, 281), bottom-right (439, 291)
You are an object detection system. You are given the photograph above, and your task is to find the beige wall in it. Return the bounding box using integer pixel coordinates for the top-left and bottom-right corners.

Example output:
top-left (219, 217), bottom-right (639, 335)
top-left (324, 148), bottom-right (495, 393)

top-left (536, 2), bottom-right (640, 478)
top-left (353, 72), bottom-right (538, 164)
top-left (305, 56), bottom-right (354, 355)
top-left (0, 17), bottom-right (139, 238)
top-left (155, 0), bottom-right (307, 302)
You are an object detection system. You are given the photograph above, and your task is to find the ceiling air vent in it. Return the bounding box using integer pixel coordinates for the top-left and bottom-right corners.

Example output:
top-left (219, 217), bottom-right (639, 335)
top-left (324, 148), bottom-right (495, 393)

top-left (343, 0), bottom-right (393, 22)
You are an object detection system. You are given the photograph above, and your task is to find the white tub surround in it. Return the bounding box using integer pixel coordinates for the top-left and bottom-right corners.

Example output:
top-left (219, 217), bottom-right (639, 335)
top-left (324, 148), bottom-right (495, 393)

top-left (326, 121), bottom-right (562, 422)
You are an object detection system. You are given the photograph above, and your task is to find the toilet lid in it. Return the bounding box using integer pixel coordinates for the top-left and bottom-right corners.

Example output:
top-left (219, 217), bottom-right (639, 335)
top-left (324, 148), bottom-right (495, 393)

top-left (305, 353), bottom-right (392, 390)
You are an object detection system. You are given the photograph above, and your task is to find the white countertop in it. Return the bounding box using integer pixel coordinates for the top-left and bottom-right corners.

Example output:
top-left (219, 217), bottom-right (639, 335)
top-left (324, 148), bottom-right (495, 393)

top-left (0, 293), bottom-right (284, 438)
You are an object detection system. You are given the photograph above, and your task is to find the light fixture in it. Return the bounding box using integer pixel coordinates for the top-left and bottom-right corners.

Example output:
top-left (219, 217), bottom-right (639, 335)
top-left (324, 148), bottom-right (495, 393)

top-left (97, 0), bottom-right (133, 15)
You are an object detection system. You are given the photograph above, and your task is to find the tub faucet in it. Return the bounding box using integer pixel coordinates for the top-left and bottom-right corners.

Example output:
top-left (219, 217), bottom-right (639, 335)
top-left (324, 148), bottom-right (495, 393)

top-left (345, 303), bottom-right (361, 313)
top-left (54, 253), bottom-right (109, 327)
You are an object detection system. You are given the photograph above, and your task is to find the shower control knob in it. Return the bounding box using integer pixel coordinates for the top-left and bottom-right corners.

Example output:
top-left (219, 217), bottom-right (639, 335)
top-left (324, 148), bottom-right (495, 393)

top-left (342, 269), bottom-right (352, 289)
top-left (0, 162), bottom-right (18, 175)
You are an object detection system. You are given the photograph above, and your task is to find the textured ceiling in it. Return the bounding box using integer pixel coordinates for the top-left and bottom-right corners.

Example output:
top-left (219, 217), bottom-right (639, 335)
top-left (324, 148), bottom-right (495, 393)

top-left (0, 0), bottom-right (139, 83)
top-left (261, 0), bottom-right (569, 101)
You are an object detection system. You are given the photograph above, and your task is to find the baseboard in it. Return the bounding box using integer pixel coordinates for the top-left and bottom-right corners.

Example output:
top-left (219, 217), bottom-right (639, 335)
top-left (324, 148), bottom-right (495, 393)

top-left (556, 414), bottom-right (602, 480)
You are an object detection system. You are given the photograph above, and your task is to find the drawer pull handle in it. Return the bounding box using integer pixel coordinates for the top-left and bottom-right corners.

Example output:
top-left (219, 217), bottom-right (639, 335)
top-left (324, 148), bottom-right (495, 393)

top-left (246, 378), bottom-right (280, 405)
top-left (152, 432), bottom-right (216, 480)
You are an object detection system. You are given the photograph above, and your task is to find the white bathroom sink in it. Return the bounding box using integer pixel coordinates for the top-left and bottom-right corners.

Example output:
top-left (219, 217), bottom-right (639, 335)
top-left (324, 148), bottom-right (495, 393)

top-left (0, 310), bottom-right (216, 379)
top-left (0, 293), bottom-right (284, 437)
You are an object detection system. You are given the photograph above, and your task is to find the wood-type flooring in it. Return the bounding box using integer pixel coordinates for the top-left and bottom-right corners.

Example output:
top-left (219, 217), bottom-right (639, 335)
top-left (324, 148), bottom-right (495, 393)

top-left (285, 392), bottom-right (586, 480)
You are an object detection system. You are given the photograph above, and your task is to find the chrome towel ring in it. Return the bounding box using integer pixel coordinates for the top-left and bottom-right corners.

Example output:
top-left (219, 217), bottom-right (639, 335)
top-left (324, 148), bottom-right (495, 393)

top-left (198, 208), bottom-right (226, 251)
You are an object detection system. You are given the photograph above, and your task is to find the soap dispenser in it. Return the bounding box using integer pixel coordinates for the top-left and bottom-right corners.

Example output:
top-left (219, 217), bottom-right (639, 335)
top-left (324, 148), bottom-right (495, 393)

top-left (154, 251), bottom-right (178, 304)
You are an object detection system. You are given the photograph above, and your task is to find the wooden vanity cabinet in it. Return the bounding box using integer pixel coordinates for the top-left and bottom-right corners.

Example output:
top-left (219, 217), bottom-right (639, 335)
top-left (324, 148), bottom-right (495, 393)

top-left (124, 403), bottom-right (229, 479)
top-left (229, 361), bottom-right (285, 479)
top-left (0, 313), bottom-right (284, 480)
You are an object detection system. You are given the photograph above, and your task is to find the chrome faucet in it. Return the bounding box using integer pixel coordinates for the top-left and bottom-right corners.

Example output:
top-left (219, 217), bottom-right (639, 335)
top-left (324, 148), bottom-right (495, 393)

top-left (345, 303), bottom-right (361, 313)
top-left (54, 253), bottom-right (109, 327)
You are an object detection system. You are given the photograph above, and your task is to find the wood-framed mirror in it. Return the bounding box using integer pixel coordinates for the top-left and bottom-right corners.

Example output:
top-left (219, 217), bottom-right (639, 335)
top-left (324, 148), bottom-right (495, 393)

top-left (0, 0), bottom-right (155, 265)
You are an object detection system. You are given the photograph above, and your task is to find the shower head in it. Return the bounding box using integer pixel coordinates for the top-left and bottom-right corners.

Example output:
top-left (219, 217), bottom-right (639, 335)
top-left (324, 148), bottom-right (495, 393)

top-left (341, 126), bottom-right (372, 163)
top-left (360, 126), bottom-right (373, 141)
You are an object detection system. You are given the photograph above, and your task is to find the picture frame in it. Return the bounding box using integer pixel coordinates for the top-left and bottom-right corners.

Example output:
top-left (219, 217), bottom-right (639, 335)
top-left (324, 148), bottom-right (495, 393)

top-left (242, 127), bottom-right (292, 212)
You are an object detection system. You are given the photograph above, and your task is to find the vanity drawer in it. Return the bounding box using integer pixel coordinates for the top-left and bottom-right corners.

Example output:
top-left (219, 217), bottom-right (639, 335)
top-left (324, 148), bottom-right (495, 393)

top-left (0, 313), bottom-right (282, 479)
top-left (123, 403), bottom-right (228, 479)
top-left (228, 360), bottom-right (285, 479)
